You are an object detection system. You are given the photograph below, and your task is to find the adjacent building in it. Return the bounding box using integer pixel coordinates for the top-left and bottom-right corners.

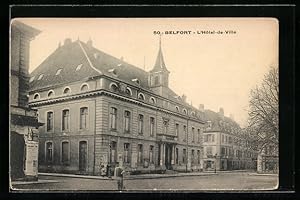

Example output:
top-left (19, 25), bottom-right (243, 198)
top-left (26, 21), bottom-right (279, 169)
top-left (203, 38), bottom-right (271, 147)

top-left (202, 107), bottom-right (257, 171)
top-left (28, 38), bottom-right (206, 175)
top-left (10, 21), bottom-right (43, 181)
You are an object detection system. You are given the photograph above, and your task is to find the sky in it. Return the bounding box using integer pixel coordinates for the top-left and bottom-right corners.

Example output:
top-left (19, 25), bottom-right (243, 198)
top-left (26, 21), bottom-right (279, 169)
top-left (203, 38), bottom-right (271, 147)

top-left (16, 18), bottom-right (278, 127)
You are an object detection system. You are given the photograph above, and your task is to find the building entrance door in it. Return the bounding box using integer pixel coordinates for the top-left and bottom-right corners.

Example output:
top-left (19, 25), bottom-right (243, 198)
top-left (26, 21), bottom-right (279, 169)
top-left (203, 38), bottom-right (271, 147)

top-left (165, 143), bottom-right (172, 170)
top-left (79, 141), bottom-right (87, 172)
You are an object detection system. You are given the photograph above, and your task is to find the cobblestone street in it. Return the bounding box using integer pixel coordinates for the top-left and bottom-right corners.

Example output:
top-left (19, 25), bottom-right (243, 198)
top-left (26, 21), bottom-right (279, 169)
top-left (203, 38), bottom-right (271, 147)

top-left (12, 172), bottom-right (278, 191)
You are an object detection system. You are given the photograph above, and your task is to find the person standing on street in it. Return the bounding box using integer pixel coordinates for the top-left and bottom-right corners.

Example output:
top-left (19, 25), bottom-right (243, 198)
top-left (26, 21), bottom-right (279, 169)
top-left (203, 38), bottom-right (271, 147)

top-left (114, 165), bottom-right (125, 190)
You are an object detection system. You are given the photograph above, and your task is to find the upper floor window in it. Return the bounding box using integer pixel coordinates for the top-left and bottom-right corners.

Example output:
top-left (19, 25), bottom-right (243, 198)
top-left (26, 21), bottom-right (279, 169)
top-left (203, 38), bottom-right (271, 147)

top-left (81, 83), bottom-right (89, 92)
top-left (183, 125), bottom-right (187, 141)
top-left (110, 83), bottom-right (118, 92)
top-left (175, 123), bottom-right (179, 136)
top-left (183, 109), bottom-right (187, 115)
top-left (45, 141), bottom-right (53, 163)
top-left (163, 120), bottom-right (169, 135)
top-left (154, 76), bottom-right (159, 85)
top-left (62, 109), bottom-right (70, 131)
top-left (138, 114), bottom-right (144, 134)
top-left (46, 111), bottom-right (54, 132)
top-left (206, 147), bottom-right (212, 155)
top-left (33, 93), bottom-right (40, 100)
top-left (204, 134), bottom-right (215, 142)
top-left (110, 107), bottom-right (117, 130)
top-left (47, 90), bottom-right (55, 98)
top-left (192, 127), bottom-right (195, 142)
top-left (138, 93), bottom-right (145, 101)
top-left (125, 87), bottom-right (132, 96)
top-left (63, 87), bottom-right (71, 94)
top-left (175, 106), bottom-right (180, 112)
top-left (197, 129), bottom-right (201, 143)
top-left (150, 117), bottom-right (155, 137)
top-left (150, 97), bottom-right (156, 104)
top-left (124, 110), bottom-right (131, 133)
top-left (80, 107), bottom-right (88, 129)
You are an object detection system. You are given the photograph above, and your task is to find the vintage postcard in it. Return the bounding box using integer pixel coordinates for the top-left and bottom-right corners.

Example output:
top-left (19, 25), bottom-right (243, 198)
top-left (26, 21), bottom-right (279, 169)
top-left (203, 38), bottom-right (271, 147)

top-left (10, 18), bottom-right (279, 191)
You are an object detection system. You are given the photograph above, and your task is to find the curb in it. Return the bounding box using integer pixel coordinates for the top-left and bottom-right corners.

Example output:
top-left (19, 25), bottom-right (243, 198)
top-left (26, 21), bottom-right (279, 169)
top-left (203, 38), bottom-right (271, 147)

top-left (11, 180), bottom-right (59, 186)
top-left (39, 172), bottom-right (219, 180)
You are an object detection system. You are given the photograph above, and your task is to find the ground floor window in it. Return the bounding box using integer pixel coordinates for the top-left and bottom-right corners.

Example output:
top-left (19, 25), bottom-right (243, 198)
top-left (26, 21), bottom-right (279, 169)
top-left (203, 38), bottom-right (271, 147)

top-left (124, 143), bottom-right (130, 164)
top-left (175, 148), bottom-right (179, 164)
top-left (149, 145), bottom-right (154, 164)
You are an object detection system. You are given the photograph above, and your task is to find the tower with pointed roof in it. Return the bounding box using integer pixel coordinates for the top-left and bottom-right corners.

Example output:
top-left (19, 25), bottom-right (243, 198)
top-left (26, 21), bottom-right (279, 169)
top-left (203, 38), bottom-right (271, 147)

top-left (148, 36), bottom-right (170, 96)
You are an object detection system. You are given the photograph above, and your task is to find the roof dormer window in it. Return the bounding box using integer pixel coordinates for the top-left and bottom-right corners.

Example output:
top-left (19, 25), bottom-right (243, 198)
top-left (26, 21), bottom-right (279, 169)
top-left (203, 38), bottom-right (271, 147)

top-left (29, 76), bottom-right (35, 83)
top-left (132, 78), bottom-right (140, 85)
top-left (76, 64), bottom-right (83, 71)
top-left (38, 74), bottom-right (44, 80)
top-left (108, 68), bottom-right (117, 76)
top-left (55, 69), bottom-right (62, 75)
top-left (117, 63), bottom-right (122, 67)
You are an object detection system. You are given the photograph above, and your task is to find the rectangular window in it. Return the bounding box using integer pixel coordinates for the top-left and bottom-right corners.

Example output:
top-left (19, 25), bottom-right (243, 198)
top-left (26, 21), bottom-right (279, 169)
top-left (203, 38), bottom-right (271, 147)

top-left (175, 148), bottom-right (179, 164)
top-left (149, 145), bottom-right (154, 163)
top-left (110, 107), bottom-right (117, 130)
top-left (124, 111), bottom-right (131, 133)
top-left (110, 141), bottom-right (117, 163)
top-left (46, 111), bottom-right (53, 131)
top-left (204, 134), bottom-right (208, 142)
top-left (183, 149), bottom-right (187, 164)
top-left (175, 123), bottom-right (179, 136)
top-left (62, 109), bottom-right (70, 131)
top-left (197, 150), bottom-right (201, 164)
top-left (222, 135), bottom-right (224, 143)
top-left (191, 149), bottom-right (195, 164)
top-left (80, 107), bottom-right (88, 129)
top-left (229, 136), bottom-right (232, 144)
top-left (138, 114), bottom-right (144, 134)
top-left (124, 143), bottom-right (130, 163)
top-left (183, 125), bottom-right (187, 141)
top-left (212, 134), bottom-right (215, 142)
top-left (221, 147), bottom-right (225, 156)
top-left (150, 117), bottom-right (155, 137)
top-left (138, 144), bottom-right (143, 164)
top-left (197, 129), bottom-right (201, 143)
top-left (163, 120), bottom-right (168, 135)
top-left (192, 127), bottom-right (195, 142)
top-left (45, 142), bottom-right (53, 163)
top-left (206, 147), bottom-right (212, 155)
top-left (61, 141), bottom-right (69, 164)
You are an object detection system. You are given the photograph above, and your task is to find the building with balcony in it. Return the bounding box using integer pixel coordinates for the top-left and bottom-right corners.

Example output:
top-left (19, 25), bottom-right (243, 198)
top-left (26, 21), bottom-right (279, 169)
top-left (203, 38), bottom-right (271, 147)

top-left (10, 21), bottom-right (43, 181)
top-left (202, 108), bottom-right (257, 171)
top-left (28, 37), bottom-right (206, 175)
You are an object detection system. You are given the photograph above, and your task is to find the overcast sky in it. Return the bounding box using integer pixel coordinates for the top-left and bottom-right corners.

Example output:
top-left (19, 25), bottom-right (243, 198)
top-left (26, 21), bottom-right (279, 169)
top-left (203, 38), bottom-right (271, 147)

top-left (16, 18), bottom-right (278, 127)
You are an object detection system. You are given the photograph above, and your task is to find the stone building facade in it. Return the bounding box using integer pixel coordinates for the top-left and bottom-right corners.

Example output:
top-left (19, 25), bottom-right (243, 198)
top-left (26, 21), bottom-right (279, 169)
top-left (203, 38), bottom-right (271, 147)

top-left (202, 108), bottom-right (257, 171)
top-left (10, 21), bottom-right (42, 181)
top-left (28, 38), bottom-right (206, 175)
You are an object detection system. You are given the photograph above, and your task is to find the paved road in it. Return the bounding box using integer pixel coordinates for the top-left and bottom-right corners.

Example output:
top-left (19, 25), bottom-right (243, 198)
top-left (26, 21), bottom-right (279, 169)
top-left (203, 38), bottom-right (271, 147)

top-left (12, 172), bottom-right (278, 191)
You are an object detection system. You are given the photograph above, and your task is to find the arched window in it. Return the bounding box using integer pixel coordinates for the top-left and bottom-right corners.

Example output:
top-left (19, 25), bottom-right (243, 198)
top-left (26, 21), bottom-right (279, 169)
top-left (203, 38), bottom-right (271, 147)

top-left (138, 93), bottom-right (145, 101)
top-left (191, 111), bottom-right (196, 116)
top-left (80, 83), bottom-right (89, 92)
top-left (149, 97), bottom-right (156, 104)
top-left (33, 93), bottom-right (40, 100)
top-left (63, 87), bottom-right (71, 94)
top-left (175, 106), bottom-right (180, 112)
top-left (47, 90), bottom-right (55, 98)
top-left (183, 109), bottom-right (187, 115)
top-left (109, 82), bottom-right (118, 92)
top-left (45, 141), bottom-right (53, 163)
top-left (125, 87), bottom-right (132, 96)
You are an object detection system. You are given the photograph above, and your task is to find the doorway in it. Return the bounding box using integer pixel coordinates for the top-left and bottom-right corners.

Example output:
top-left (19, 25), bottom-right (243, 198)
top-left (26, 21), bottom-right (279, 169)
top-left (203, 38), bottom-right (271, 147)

top-left (79, 141), bottom-right (87, 172)
top-left (165, 143), bottom-right (172, 170)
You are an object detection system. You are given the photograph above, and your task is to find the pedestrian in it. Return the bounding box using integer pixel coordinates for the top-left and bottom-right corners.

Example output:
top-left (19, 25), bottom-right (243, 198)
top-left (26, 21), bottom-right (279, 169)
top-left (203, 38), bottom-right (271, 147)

top-left (114, 165), bottom-right (125, 190)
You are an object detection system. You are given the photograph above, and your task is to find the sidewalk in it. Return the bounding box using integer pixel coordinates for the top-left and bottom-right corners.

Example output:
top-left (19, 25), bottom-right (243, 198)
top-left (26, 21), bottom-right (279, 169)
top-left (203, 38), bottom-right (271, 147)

top-left (38, 171), bottom-right (219, 180)
top-left (11, 179), bottom-right (59, 186)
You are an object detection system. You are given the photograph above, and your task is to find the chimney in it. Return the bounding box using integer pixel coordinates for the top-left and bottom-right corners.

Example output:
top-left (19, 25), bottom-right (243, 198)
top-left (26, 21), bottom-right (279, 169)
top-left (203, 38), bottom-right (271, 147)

top-left (64, 38), bottom-right (72, 46)
top-left (219, 107), bottom-right (224, 117)
top-left (199, 104), bottom-right (204, 112)
top-left (87, 38), bottom-right (93, 48)
top-left (120, 56), bottom-right (124, 61)
top-left (230, 113), bottom-right (234, 120)
top-left (182, 94), bottom-right (187, 102)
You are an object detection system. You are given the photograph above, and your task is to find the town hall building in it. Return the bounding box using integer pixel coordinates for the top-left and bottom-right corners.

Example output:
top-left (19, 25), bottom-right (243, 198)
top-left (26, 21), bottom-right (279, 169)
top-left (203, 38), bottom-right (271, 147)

top-left (28, 38), bottom-right (206, 175)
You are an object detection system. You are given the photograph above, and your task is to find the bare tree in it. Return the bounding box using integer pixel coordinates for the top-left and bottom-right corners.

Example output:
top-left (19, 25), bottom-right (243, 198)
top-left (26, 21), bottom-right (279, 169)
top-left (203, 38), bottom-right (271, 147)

top-left (247, 67), bottom-right (279, 152)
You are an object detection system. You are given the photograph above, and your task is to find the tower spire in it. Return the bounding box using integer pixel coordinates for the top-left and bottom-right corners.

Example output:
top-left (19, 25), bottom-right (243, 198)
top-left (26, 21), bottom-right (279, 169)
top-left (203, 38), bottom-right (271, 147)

top-left (150, 35), bottom-right (169, 73)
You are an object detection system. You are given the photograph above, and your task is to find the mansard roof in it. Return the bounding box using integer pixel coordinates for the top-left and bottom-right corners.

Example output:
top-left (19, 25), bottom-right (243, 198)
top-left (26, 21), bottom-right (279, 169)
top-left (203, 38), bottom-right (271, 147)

top-left (29, 40), bottom-right (149, 91)
top-left (204, 109), bottom-right (241, 134)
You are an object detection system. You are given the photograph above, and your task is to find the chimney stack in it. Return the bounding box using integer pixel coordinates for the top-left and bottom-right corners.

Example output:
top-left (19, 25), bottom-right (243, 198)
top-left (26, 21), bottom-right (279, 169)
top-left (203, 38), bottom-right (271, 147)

top-left (182, 94), bottom-right (187, 102)
top-left (64, 38), bottom-right (72, 46)
top-left (199, 104), bottom-right (204, 112)
top-left (230, 113), bottom-right (234, 120)
top-left (219, 107), bottom-right (224, 117)
top-left (87, 38), bottom-right (93, 48)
